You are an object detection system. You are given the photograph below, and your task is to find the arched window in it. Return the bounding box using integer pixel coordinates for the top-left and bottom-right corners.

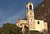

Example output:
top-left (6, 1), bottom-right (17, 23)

top-left (29, 5), bottom-right (32, 10)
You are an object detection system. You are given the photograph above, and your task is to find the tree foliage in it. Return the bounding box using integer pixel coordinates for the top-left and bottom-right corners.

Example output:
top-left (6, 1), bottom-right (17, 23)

top-left (0, 23), bottom-right (43, 34)
top-left (30, 30), bottom-right (43, 34)
top-left (0, 23), bottom-right (22, 34)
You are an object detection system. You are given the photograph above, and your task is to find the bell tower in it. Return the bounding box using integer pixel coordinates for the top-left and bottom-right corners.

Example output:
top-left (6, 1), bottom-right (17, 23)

top-left (26, 2), bottom-right (35, 30)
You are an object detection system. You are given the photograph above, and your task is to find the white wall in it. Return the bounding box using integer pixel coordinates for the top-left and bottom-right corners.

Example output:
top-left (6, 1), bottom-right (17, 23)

top-left (35, 20), bottom-right (45, 32)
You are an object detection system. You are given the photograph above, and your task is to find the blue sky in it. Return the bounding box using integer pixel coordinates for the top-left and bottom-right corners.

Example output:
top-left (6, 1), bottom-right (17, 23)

top-left (0, 0), bottom-right (43, 26)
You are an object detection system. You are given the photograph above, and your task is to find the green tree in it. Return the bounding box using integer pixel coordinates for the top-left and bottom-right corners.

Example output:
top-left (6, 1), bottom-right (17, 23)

top-left (30, 30), bottom-right (43, 34)
top-left (0, 23), bottom-right (22, 34)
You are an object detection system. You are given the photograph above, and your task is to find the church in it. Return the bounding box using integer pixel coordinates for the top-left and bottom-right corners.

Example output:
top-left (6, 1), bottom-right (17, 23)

top-left (16, 2), bottom-right (48, 32)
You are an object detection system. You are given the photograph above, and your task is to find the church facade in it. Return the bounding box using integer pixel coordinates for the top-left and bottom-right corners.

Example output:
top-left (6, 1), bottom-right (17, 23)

top-left (16, 2), bottom-right (48, 32)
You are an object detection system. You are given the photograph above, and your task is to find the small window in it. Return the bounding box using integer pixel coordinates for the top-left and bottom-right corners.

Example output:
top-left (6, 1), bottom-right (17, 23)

top-left (31, 19), bottom-right (32, 21)
top-left (30, 13), bottom-right (32, 14)
top-left (37, 21), bottom-right (40, 24)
